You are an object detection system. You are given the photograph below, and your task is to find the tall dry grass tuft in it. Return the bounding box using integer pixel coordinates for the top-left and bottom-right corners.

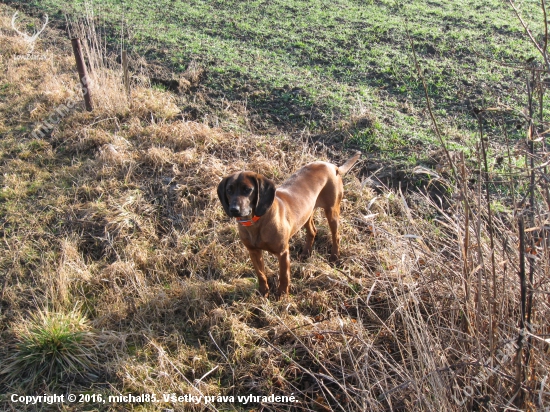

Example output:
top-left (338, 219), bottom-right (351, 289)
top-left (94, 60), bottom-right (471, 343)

top-left (64, 5), bottom-right (181, 119)
top-left (66, 9), bottom-right (130, 115)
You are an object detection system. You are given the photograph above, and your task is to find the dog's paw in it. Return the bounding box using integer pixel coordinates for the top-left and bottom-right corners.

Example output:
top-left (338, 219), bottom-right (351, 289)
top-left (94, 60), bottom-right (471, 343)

top-left (267, 276), bottom-right (278, 292)
top-left (299, 251), bottom-right (312, 261)
top-left (275, 284), bottom-right (290, 301)
top-left (257, 288), bottom-right (269, 298)
top-left (329, 254), bottom-right (339, 263)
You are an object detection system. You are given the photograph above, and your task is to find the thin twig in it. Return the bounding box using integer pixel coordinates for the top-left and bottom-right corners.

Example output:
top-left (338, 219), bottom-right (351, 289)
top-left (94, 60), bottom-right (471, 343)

top-left (508, 0), bottom-right (549, 71)
top-left (476, 112), bottom-right (498, 370)
top-left (514, 215), bottom-right (526, 406)
top-left (405, 22), bottom-right (458, 181)
top-left (459, 152), bottom-right (472, 335)
top-left (541, 0), bottom-right (549, 63)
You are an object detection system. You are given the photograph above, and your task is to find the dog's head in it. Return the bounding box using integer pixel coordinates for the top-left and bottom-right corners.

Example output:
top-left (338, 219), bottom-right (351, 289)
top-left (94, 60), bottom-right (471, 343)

top-left (217, 172), bottom-right (276, 218)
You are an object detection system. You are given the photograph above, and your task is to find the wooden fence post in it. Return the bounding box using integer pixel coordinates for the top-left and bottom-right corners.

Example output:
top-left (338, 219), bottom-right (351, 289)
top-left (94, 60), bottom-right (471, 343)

top-left (71, 37), bottom-right (93, 112)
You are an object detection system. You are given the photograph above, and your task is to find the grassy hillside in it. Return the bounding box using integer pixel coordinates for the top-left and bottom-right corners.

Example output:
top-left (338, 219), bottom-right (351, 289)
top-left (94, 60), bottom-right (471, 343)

top-left (0, 1), bottom-right (549, 412)
top-left (6, 0), bottom-right (546, 160)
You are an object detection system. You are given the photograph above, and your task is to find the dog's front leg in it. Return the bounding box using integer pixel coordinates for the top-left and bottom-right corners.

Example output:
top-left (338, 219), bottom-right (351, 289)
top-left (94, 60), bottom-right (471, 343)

top-left (276, 249), bottom-right (291, 297)
top-left (247, 248), bottom-right (269, 297)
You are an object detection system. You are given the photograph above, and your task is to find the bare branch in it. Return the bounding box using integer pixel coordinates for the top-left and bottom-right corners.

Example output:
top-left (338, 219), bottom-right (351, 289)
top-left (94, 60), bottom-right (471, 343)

top-left (508, 0), bottom-right (550, 71)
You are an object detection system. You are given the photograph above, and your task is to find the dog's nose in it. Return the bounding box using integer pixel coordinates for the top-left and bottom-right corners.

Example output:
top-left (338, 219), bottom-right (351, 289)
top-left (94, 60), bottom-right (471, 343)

top-left (229, 206), bottom-right (240, 215)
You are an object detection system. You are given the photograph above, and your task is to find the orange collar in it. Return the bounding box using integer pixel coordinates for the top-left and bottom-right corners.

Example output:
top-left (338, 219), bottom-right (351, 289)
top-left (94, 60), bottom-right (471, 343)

top-left (236, 215), bottom-right (261, 227)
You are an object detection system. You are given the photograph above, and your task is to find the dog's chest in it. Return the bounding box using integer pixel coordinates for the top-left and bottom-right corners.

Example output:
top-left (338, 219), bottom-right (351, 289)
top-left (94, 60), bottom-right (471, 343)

top-left (238, 226), bottom-right (285, 254)
top-left (239, 227), bottom-right (269, 250)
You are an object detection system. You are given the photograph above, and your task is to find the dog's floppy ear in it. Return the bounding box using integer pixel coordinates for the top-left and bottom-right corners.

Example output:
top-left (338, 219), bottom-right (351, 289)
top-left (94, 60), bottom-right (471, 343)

top-left (217, 176), bottom-right (231, 216)
top-left (254, 174), bottom-right (276, 216)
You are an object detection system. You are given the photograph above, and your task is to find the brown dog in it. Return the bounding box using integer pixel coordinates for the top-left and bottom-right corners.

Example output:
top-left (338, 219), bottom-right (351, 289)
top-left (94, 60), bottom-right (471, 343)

top-left (217, 152), bottom-right (361, 297)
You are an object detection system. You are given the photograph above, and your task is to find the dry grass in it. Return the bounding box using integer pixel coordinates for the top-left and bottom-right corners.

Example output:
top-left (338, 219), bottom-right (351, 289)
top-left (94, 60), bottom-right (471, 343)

top-left (0, 4), bottom-right (549, 411)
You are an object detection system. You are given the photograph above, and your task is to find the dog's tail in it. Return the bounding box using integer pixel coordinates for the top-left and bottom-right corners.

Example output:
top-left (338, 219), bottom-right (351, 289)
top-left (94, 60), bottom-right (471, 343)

top-left (338, 151), bottom-right (361, 175)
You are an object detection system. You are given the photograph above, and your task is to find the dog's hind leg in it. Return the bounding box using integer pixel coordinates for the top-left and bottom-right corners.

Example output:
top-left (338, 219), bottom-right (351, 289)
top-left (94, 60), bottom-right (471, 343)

top-left (300, 212), bottom-right (317, 259)
top-left (324, 206), bottom-right (341, 262)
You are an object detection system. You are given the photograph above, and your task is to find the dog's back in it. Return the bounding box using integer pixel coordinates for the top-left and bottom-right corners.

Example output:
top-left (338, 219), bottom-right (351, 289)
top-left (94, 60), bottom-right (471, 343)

top-left (276, 153), bottom-right (361, 235)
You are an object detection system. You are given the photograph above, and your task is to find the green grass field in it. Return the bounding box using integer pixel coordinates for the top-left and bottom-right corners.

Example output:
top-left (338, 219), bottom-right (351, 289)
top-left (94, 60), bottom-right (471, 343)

top-left (9, 0), bottom-right (545, 159)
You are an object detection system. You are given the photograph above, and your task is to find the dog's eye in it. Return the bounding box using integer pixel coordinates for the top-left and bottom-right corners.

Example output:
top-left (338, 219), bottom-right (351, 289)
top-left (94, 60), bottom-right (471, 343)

top-left (244, 187), bottom-right (253, 194)
top-left (227, 186), bottom-right (234, 194)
